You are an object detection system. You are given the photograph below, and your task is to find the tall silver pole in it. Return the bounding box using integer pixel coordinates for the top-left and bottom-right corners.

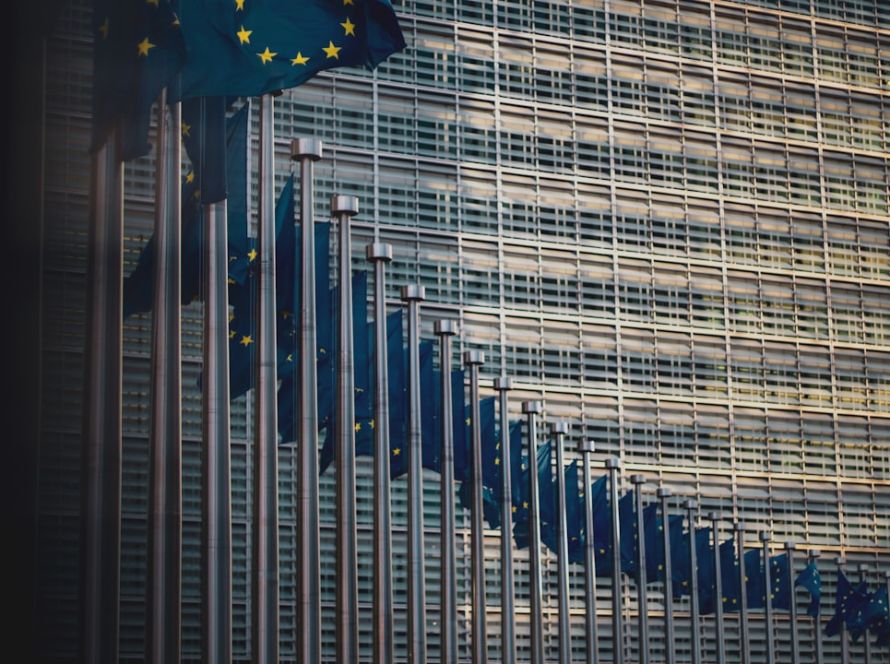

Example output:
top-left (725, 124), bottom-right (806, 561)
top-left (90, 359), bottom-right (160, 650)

top-left (760, 531), bottom-right (775, 664)
top-left (81, 130), bottom-right (123, 664)
top-left (202, 196), bottom-right (232, 664)
top-left (631, 475), bottom-right (649, 664)
top-left (835, 557), bottom-right (849, 664)
top-left (579, 441), bottom-right (599, 664)
top-left (146, 92), bottom-right (182, 664)
top-left (495, 376), bottom-right (517, 664)
top-left (333, 195), bottom-right (360, 664)
top-left (784, 542), bottom-right (800, 664)
top-left (657, 487), bottom-right (675, 664)
top-left (403, 284), bottom-right (428, 664)
top-left (369, 243), bottom-right (395, 664)
top-left (685, 500), bottom-right (701, 664)
top-left (810, 549), bottom-right (824, 664)
top-left (252, 92), bottom-right (279, 664)
top-left (435, 320), bottom-right (459, 664)
top-left (708, 513), bottom-right (726, 664)
top-left (290, 136), bottom-right (323, 664)
top-left (523, 400), bottom-right (546, 664)
top-left (858, 564), bottom-right (872, 663)
top-left (552, 422), bottom-right (572, 664)
top-left (735, 523), bottom-right (750, 664)
top-left (466, 351), bottom-right (488, 664)
top-left (606, 458), bottom-right (624, 664)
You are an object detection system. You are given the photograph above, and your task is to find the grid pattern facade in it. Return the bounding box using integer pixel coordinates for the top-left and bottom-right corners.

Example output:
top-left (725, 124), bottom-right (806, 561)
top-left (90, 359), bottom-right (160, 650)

top-left (37, 0), bottom-right (890, 662)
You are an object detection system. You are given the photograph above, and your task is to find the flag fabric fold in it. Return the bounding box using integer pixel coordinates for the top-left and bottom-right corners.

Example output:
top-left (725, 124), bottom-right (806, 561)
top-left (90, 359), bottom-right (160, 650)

top-left (795, 561), bottom-right (822, 618)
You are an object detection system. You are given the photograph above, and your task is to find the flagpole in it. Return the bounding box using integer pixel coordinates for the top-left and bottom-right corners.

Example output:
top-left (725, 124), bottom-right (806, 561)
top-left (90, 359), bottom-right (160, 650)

top-left (465, 350), bottom-right (488, 664)
top-left (606, 458), bottom-right (624, 664)
top-left (522, 400), bottom-right (545, 664)
top-left (735, 523), bottom-right (750, 664)
top-left (835, 557), bottom-right (849, 664)
top-left (435, 320), bottom-right (459, 664)
top-left (858, 564), bottom-right (872, 662)
top-left (81, 129), bottom-right (123, 664)
top-left (202, 193), bottom-right (232, 663)
top-left (784, 542), bottom-right (800, 664)
top-left (146, 90), bottom-right (182, 664)
top-left (631, 475), bottom-right (649, 664)
top-left (685, 500), bottom-right (701, 664)
top-left (495, 376), bottom-right (517, 664)
top-left (333, 195), bottom-right (360, 664)
top-left (290, 136), bottom-right (323, 664)
top-left (760, 531), bottom-right (775, 664)
top-left (252, 91), bottom-right (279, 664)
top-left (707, 512), bottom-right (726, 664)
top-left (552, 422), bottom-right (571, 664)
top-left (369, 243), bottom-right (395, 664)
top-left (810, 549), bottom-right (824, 664)
top-left (402, 284), bottom-right (428, 664)
top-left (579, 441), bottom-right (599, 664)
top-left (657, 487), bottom-right (675, 664)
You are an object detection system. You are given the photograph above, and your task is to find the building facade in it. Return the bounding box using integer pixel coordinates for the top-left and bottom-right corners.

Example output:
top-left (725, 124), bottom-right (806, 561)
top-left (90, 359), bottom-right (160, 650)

top-left (38, 0), bottom-right (890, 662)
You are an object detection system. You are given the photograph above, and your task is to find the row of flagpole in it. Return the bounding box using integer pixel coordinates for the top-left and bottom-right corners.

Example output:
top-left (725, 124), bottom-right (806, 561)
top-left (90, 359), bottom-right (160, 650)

top-left (82, 97), bottom-right (890, 664)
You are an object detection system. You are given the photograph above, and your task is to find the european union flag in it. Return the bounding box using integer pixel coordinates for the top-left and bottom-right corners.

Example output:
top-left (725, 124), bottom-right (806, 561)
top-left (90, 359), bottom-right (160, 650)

top-left (177, 0), bottom-right (405, 99)
top-left (795, 561), bottom-right (822, 618)
top-left (863, 587), bottom-right (890, 647)
top-left (509, 421), bottom-right (524, 514)
top-left (512, 441), bottom-right (555, 551)
top-left (668, 516), bottom-right (690, 596)
top-left (618, 490), bottom-right (637, 575)
top-left (744, 548), bottom-right (766, 610)
top-left (181, 96), bottom-right (229, 205)
top-left (696, 528), bottom-right (717, 615)
top-left (457, 397), bottom-right (500, 528)
top-left (386, 310), bottom-right (408, 479)
top-left (719, 538), bottom-right (742, 613)
top-left (589, 474), bottom-right (613, 577)
top-left (420, 341), bottom-right (440, 472)
top-left (353, 278), bottom-right (373, 455)
top-left (92, 0), bottom-right (186, 159)
top-left (451, 370), bottom-right (470, 481)
top-left (826, 570), bottom-right (868, 638)
top-left (564, 461), bottom-right (585, 564)
top-left (770, 553), bottom-right (792, 610)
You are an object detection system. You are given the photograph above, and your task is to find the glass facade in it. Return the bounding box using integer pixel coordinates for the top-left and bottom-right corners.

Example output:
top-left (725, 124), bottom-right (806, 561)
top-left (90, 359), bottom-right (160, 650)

top-left (38, 0), bottom-right (890, 662)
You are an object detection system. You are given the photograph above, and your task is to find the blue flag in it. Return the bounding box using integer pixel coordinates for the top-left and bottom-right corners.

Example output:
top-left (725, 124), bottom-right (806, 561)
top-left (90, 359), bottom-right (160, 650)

top-left (386, 310), bottom-right (408, 479)
top-left (826, 570), bottom-right (868, 638)
top-left (744, 548), bottom-right (766, 610)
top-left (770, 553), bottom-right (792, 610)
top-left (177, 0), bottom-right (405, 99)
top-left (419, 341), bottom-right (439, 473)
top-left (696, 528), bottom-right (717, 615)
top-left (451, 370), bottom-right (469, 481)
top-left (863, 586), bottom-right (890, 647)
top-left (667, 516), bottom-right (690, 596)
top-left (720, 538), bottom-right (742, 613)
top-left (91, 0), bottom-right (186, 159)
top-left (513, 441), bottom-right (555, 551)
top-left (796, 561), bottom-right (822, 618)
top-left (564, 461), bottom-right (585, 564)
top-left (618, 490), bottom-right (637, 575)
top-left (589, 474), bottom-right (613, 577)
top-left (512, 453), bottom-right (531, 549)
top-left (458, 397), bottom-right (500, 528)
top-left (181, 96), bottom-right (229, 205)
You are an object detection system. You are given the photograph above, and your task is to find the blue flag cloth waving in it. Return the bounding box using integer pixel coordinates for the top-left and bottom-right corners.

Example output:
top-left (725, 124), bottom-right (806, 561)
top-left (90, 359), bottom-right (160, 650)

top-left (177, 0), bottom-right (405, 99)
top-left (796, 561), bottom-right (822, 618)
top-left (826, 570), bottom-right (868, 637)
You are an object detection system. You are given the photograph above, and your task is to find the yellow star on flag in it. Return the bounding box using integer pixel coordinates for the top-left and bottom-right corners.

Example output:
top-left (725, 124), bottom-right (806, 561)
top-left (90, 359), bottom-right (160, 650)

top-left (291, 52), bottom-right (310, 66)
top-left (237, 25), bottom-right (252, 44)
top-left (235, 0), bottom-right (245, 9)
top-left (182, 122), bottom-right (191, 137)
top-left (287, 354), bottom-right (293, 362)
top-left (229, 329), bottom-right (236, 339)
top-left (98, 17), bottom-right (109, 39)
top-left (185, 171), bottom-right (195, 184)
top-left (392, 448), bottom-right (401, 456)
top-left (494, 458), bottom-right (500, 465)
top-left (240, 335), bottom-right (253, 346)
top-left (248, 248), bottom-right (257, 262)
top-left (340, 17), bottom-right (356, 36)
top-left (322, 41), bottom-right (342, 59)
top-left (369, 419), bottom-right (375, 430)
top-left (354, 422), bottom-right (362, 432)
top-left (258, 46), bottom-right (277, 64)
top-left (137, 37), bottom-right (155, 57)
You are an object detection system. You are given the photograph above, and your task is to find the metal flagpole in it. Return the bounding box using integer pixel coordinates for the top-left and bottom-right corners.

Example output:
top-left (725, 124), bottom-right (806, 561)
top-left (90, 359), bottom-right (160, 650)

top-left (685, 500), bottom-right (702, 664)
top-left (290, 136), bottom-right (323, 664)
top-left (836, 557), bottom-right (849, 664)
top-left (657, 487), bottom-right (675, 664)
top-left (369, 243), bottom-right (395, 664)
top-left (858, 564), bottom-right (872, 663)
top-left (333, 195), bottom-right (360, 664)
top-left (579, 441), bottom-right (599, 664)
top-left (606, 458), bottom-right (624, 664)
top-left (810, 549), bottom-right (823, 664)
top-left (253, 92), bottom-right (279, 664)
top-left (146, 91), bottom-right (182, 664)
top-left (760, 531), bottom-right (775, 664)
top-left (631, 475), bottom-right (649, 664)
top-left (495, 376), bottom-right (517, 664)
top-left (202, 195), bottom-right (232, 662)
top-left (552, 422), bottom-right (572, 664)
top-left (523, 400), bottom-right (546, 664)
top-left (735, 523), bottom-right (750, 664)
top-left (81, 128), bottom-right (123, 664)
top-left (403, 284), bottom-right (428, 664)
top-left (466, 351), bottom-right (488, 664)
top-left (435, 320), bottom-right (459, 664)
top-left (708, 513), bottom-right (726, 664)
top-left (784, 542), bottom-right (800, 664)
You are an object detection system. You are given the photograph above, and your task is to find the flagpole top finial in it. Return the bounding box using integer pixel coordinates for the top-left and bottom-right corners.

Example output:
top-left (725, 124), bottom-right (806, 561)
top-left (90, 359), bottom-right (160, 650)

top-left (494, 375), bottom-right (513, 391)
top-left (857, 563), bottom-right (870, 573)
top-left (367, 242), bottom-right (393, 262)
top-left (522, 400), bottom-right (542, 415)
top-left (684, 499), bottom-right (698, 510)
top-left (290, 137), bottom-right (323, 161)
top-left (809, 548), bottom-right (821, 559)
top-left (631, 474), bottom-right (646, 485)
top-left (434, 319), bottom-right (458, 336)
top-left (550, 421), bottom-right (569, 436)
top-left (331, 195), bottom-right (359, 216)
top-left (707, 511), bottom-right (719, 521)
top-left (734, 521), bottom-right (746, 532)
top-left (657, 486), bottom-right (671, 498)
top-left (400, 285), bottom-right (425, 302)
top-left (835, 556), bottom-right (846, 567)
top-left (464, 350), bottom-right (485, 366)
top-left (759, 530), bottom-right (771, 543)
top-left (784, 541), bottom-right (796, 551)
top-left (605, 457), bottom-right (620, 470)
top-left (579, 440), bottom-right (596, 454)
